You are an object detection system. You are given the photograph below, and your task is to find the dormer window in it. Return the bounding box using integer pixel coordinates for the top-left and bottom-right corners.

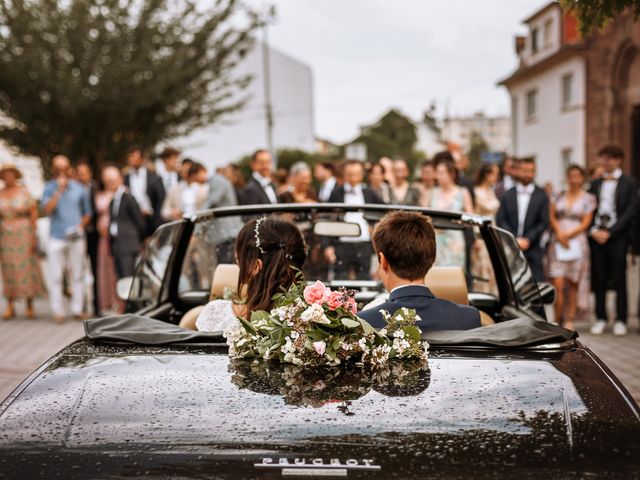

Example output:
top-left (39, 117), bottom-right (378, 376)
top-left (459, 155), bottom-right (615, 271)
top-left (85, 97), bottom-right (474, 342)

top-left (544, 19), bottom-right (553, 48)
top-left (531, 28), bottom-right (539, 53)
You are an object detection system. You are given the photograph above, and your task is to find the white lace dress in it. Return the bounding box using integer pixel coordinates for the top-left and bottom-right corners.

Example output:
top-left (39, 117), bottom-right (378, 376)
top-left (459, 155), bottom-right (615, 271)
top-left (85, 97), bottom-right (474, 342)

top-left (195, 299), bottom-right (240, 333)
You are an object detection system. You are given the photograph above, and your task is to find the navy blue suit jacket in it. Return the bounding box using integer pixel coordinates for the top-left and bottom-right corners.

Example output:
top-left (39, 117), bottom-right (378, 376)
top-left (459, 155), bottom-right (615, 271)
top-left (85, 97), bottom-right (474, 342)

top-left (357, 285), bottom-right (480, 332)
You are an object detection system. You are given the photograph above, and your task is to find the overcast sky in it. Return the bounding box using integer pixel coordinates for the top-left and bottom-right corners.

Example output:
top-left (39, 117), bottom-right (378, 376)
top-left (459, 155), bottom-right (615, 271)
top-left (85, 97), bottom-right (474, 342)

top-left (244, 0), bottom-right (544, 144)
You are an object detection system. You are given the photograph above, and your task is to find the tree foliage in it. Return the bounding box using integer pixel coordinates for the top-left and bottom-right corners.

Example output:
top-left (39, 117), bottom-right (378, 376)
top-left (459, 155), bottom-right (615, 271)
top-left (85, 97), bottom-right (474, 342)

top-left (466, 131), bottom-right (488, 175)
top-left (0, 0), bottom-right (269, 172)
top-left (560, 0), bottom-right (640, 35)
top-left (350, 108), bottom-right (421, 170)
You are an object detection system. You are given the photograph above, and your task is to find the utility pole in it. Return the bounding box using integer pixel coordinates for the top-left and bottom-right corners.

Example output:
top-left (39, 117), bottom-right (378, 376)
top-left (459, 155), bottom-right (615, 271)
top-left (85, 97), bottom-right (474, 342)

top-left (262, 24), bottom-right (275, 167)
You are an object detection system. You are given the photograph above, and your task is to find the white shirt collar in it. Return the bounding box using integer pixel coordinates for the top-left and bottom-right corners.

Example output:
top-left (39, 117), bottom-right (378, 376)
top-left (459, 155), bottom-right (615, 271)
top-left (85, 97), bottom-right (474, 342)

top-left (390, 284), bottom-right (426, 294)
top-left (344, 183), bottom-right (363, 195)
top-left (603, 168), bottom-right (622, 181)
top-left (252, 171), bottom-right (272, 187)
top-left (516, 182), bottom-right (534, 195)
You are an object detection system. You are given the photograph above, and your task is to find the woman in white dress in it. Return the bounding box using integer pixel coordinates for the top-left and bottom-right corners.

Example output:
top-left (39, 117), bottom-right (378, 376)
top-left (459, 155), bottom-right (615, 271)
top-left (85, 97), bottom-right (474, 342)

top-left (195, 217), bottom-right (307, 332)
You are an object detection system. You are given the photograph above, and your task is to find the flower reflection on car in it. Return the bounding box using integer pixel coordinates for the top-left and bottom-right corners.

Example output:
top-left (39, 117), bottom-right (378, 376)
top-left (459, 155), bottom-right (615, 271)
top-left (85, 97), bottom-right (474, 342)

top-left (228, 359), bottom-right (431, 411)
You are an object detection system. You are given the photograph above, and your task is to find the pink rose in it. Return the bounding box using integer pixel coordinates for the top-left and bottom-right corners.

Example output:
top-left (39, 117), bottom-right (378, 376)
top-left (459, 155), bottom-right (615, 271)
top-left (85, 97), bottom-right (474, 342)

top-left (327, 291), bottom-right (344, 311)
top-left (344, 297), bottom-right (358, 315)
top-left (303, 280), bottom-right (330, 305)
top-left (313, 341), bottom-right (326, 356)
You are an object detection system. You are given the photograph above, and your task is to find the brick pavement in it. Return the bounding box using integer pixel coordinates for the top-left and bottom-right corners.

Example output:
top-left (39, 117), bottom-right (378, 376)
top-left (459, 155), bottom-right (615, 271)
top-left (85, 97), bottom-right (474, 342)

top-left (0, 266), bottom-right (639, 403)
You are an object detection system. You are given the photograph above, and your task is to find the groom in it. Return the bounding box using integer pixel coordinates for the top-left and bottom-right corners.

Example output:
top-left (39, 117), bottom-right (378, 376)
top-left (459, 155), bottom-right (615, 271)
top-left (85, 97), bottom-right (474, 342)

top-left (357, 211), bottom-right (480, 331)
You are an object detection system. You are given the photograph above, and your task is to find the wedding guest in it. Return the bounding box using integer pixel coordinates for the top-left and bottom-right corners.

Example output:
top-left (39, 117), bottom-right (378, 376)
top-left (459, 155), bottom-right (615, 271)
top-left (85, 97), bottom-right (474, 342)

top-left (157, 146), bottom-right (181, 192)
top-left (471, 163), bottom-right (501, 293)
top-left (240, 149), bottom-right (278, 205)
top-left (314, 162), bottom-right (337, 202)
top-left (274, 167), bottom-right (290, 196)
top-left (367, 162), bottom-right (392, 204)
top-left (496, 158), bottom-right (549, 282)
top-left (326, 160), bottom-right (383, 280)
top-left (220, 163), bottom-right (246, 200)
top-left (180, 158), bottom-right (194, 182)
top-left (124, 146), bottom-right (165, 235)
top-left (76, 162), bottom-right (99, 316)
top-left (415, 160), bottom-right (436, 207)
top-left (390, 158), bottom-right (421, 205)
top-left (94, 172), bottom-right (119, 314)
top-left (429, 159), bottom-right (473, 268)
top-left (41, 155), bottom-right (91, 323)
top-left (546, 165), bottom-right (596, 330)
top-left (495, 156), bottom-right (519, 198)
top-left (588, 145), bottom-right (638, 335)
top-left (0, 163), bottom-right (46, 320)
top-left (161, 162), bottom-right (209, 220)
top-left (206, 167), bottom-right (241, 264)
top-left (103, 166), bottom-right (146, 279)
top-left (279, 162), bottom-right (316, 203)
top-left (378, 157), bottom-right (396, 185)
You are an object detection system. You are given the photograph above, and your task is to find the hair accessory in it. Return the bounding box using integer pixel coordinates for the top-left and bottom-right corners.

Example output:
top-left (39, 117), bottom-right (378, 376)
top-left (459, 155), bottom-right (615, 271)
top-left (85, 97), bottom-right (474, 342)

top-left (254, 216), bottom-right (267, 255)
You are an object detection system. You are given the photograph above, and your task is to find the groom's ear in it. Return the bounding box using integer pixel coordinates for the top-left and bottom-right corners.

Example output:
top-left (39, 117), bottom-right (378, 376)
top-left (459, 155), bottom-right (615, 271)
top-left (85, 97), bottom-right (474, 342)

top-left (378, 252), bottom-right (389, 271)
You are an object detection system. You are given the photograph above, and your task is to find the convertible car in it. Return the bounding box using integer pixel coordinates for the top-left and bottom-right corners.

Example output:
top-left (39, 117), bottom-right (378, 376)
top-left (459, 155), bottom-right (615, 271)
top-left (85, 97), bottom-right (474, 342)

top-left (0, 204), bottom-right (639, 479)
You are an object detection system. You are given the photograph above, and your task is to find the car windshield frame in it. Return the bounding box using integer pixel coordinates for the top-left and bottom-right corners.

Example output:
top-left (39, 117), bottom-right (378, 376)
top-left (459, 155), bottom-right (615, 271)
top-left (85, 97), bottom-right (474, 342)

top-left (147, 203), bottom-right (536, 315)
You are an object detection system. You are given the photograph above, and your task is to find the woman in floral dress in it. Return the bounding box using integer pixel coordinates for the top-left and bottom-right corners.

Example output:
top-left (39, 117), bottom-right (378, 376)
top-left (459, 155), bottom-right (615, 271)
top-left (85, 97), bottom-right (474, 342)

top-left (471, 163), bottom-right (501, 294)
top-left (94, 180), bottom-right (119, 314)
top-left (547, 165), bottom-right (596, 330)
top-left (0, 163), bottom-right (46, 319)
top-left (429, 159), bottom-right (473, 268)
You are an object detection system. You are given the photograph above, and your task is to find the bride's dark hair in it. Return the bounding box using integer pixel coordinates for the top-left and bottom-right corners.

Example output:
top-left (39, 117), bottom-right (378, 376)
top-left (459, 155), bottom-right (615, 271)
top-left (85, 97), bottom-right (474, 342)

top-left (235, 217), bottom-right (307, 314)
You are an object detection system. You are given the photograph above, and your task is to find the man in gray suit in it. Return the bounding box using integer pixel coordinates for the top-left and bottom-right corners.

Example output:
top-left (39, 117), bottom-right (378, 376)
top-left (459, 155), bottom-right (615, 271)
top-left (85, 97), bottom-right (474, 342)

top-left (206, 172), bottom-right (242, 264)
top-left (358, 211), bottom-right (480, 332)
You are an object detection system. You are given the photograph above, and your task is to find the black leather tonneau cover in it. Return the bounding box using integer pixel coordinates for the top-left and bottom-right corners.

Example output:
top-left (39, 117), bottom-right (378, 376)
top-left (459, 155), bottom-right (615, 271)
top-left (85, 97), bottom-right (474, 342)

top-left (86, 315), bottom-right (576, 348)
top-left (425, 317), bottom-right (576, 347)
top-left (85, 315), bottom-right (225, 344)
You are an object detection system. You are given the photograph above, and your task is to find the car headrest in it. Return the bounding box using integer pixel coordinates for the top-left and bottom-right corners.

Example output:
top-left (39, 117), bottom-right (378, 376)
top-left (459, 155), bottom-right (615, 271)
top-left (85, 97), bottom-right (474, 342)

top-left (425, 266), bottom-right (468, 305)
top-left (210, 263), bottom-right (240, 300)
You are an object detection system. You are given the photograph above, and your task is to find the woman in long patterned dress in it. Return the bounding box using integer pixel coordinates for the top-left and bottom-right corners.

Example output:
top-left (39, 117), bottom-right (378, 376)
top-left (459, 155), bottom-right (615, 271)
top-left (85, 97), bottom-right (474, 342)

top-left (429, 159), bottom-right (473, 268)
top-left (94, 183), bottom-right (119, 314)
top-left (547, 165), bottom-right (596, 330)
top-left (0, 163), bottom-right (46, 319)
top-left (472, 163), bottom-right (501, 294)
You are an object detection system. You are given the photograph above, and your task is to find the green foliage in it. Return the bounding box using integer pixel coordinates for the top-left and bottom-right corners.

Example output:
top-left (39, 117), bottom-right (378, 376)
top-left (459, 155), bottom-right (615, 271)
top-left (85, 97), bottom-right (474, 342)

top-left (560, 0), bottom-right (640, 35)
top-left (350, 108), bottom-right (423, 172)
top-left (0, 0), bottom-right (269, 173)
top-left (467, 131), bottom-right (488, 176)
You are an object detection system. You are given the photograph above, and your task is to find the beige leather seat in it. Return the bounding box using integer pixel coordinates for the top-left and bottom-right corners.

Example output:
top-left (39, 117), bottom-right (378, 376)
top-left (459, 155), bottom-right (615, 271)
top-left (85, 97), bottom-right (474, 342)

top-left (425, 266), bottom-right (469, 306)
top-left (425, 266), bottom-right (494, 326)
top-left (179, 264), bottom-right (240, 330)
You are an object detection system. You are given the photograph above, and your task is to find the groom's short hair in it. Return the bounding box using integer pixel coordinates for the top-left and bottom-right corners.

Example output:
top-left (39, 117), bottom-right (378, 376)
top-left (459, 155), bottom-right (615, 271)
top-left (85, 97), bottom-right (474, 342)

top-left (372, 211), bottom-right (436, 280)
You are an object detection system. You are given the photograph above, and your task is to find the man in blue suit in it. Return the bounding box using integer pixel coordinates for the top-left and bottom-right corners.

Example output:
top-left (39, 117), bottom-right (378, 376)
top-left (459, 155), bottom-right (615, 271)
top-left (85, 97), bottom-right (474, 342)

top-left (357, 211), bottom-right (480, 332)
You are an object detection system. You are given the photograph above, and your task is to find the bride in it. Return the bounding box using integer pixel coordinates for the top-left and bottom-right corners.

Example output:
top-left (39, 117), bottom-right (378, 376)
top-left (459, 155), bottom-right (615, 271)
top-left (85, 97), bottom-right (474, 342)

top-left (196, 216), bottom-right (307, 332)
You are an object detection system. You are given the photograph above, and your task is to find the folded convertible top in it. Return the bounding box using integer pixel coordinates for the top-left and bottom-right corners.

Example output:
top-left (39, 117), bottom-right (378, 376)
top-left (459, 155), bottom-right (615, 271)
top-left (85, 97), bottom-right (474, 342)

top-left (85, 315), bottom-right (576, 348)
top-left (425, 317), bottom-right (577, 347)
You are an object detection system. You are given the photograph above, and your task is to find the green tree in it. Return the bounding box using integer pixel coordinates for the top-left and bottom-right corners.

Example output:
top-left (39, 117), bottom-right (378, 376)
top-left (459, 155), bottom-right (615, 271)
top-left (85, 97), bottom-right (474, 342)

top-left (350, 108), bottom-right (421, 170)
top-left (467, 131), bottom-right (488, 175)
top-left (560, 0), bottom-right (640, 35)
top-left (0, 0), bottom-right (269, 173)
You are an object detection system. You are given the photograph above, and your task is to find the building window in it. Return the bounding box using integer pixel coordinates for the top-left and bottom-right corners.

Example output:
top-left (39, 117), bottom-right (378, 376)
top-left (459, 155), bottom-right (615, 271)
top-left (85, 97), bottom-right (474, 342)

top-left (526, 89), bottom-right (538, 120)
top-left (543, 19), bottom-right (553, 49)
top-left (531, 28), bottom-right (539, 53)
top-left (562, 73), bottom-right (573, 108)
top-left (561, 148), bottom-right (573, 170)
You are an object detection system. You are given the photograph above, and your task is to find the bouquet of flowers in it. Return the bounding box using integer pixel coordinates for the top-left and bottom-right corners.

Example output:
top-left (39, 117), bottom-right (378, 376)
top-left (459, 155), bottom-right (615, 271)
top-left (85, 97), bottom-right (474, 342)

top-left (227, 277), bottom-right (429, 367)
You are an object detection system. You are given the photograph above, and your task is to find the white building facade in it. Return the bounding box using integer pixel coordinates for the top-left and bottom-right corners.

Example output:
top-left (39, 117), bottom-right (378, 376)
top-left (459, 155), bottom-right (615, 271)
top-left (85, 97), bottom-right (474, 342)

top-left (176, 44), bottom-right (315, 170)
top-left (440, 112), bottom-right (511, 154)
top-left (499, 2), bottom-right (585, 188)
